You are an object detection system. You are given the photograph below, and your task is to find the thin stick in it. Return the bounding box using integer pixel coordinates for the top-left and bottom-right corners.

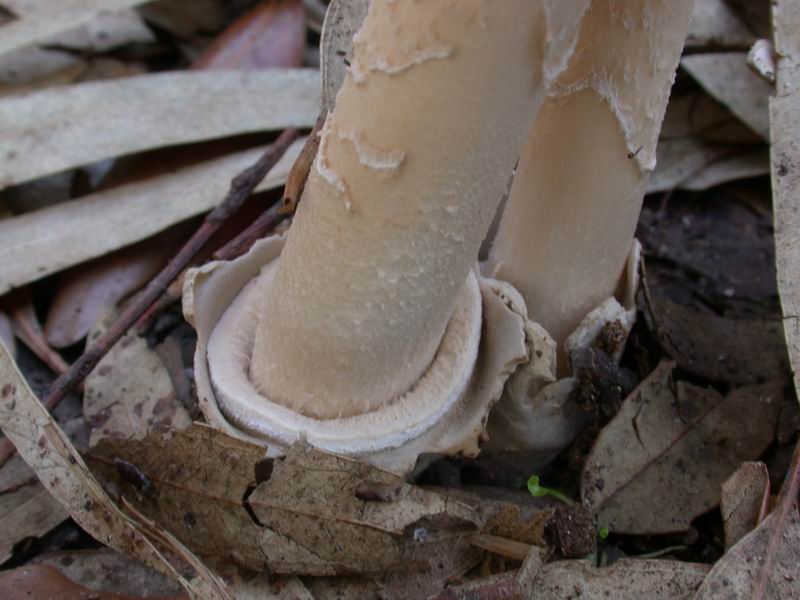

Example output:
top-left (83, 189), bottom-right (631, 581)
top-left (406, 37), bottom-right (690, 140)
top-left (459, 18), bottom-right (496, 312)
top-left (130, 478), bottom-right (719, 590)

top-left (213, 205), bottom-right (289, 261)
top-left (0, 128), bottom-right (299, 467)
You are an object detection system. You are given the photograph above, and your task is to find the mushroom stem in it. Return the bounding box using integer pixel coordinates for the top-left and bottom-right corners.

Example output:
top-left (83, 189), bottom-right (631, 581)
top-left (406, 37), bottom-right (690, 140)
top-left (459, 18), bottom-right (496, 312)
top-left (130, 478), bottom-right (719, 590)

top-left (250, 0), bottom-right (549, 419)
top-left (488, 0), bottom-right (694, 360)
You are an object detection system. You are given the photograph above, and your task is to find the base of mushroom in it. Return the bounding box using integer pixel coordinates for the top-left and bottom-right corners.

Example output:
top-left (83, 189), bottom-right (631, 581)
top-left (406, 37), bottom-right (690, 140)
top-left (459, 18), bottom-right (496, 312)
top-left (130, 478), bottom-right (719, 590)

top-left (483, 240), bottom-right (642, 471)
top-left (184, 235), bottom-right (531, 475)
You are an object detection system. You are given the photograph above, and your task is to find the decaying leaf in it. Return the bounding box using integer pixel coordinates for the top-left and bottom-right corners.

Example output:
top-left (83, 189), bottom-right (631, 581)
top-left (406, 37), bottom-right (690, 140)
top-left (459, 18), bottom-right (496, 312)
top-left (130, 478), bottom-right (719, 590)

top-left (137, 0), bottom-right (230, 38)
top-left (582, 362), bottom-right (787, 534)
top-left (771, 0), bottom-right (800, 402)
top-left (644, 295), bottom-right (788, 386)
top-left (45, 9), bottom-right (154, 53)
top-left (0, 0), bottom-right (151, 57)
top-left (0, 139), bottom-right (304, 294)
top-left (87, 424), bottom-right (271, 573)
top-left (686, 0), bottom-right (756, 50)
top-left (0, 466), bottom-right (68, 563)
top-left (84, 312), bottom-right (191, 447)
top-left (528, 558), bottom-right (710, 599)
top-left (3, 288), bottom-right (70, 377)
top-left (0, 69), bottom-right (317, 189)
top-left (0, 341), bottom-right (232, 600)
top-left (0, 310), bottom-right (14, 357)
top-left (0, 46), bottom-right (83, 95)
top-left (45, 235), bottom-right (180, 348)
top-left (319, 0), bottom-right (369, 111)
top-left (682, 52), bottom-right (773, 139)
top-left (249, 444), bottom-right (480, 575)
top-left (694, 440), bottom-right (800, 599)
top-left (648, 91), bottom-right (768, 193)
top-left (0, 564), bottom-right (186, 600)
top-left (720, 461), bottom-right (770, 549)
top-left (33, 548), bottom-right (183, 598)
top-left (439, 486), bottom-right (556, 547)
top-left (88, 425), bottom-right (483, 578)
top-left (193, 0), bottom-right (306, 70)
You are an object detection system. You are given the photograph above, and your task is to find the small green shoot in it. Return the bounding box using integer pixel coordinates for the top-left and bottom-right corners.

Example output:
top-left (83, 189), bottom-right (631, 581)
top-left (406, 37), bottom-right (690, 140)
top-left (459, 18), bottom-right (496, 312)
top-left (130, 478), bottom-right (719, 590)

top-left (526, 475), bottom-right (575, 506)
top-left (598, 526), bottom-right (610, 540)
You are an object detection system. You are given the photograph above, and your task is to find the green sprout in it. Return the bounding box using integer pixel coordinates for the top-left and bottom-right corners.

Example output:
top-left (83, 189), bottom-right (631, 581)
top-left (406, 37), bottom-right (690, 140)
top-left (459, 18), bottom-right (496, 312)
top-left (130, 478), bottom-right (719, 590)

top-left (526, 475), bottom-right (575, 506)
top-left (598, 526), bottom-right (610, 540)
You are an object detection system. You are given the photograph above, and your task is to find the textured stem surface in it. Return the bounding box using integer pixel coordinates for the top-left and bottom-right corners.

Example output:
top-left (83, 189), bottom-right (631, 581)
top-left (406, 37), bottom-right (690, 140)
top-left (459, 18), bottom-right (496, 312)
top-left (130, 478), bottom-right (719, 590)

top-left (489, 0), bottom-right (694, 357)
top-left (252, 0), bottom-right (549, 418)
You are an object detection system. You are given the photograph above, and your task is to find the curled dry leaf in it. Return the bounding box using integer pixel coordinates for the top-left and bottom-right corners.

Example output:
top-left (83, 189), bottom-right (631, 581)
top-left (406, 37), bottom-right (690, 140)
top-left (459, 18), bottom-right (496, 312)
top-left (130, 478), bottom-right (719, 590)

top-left (694, 440), bottom-right (800, 599)
top-left (0, 139), bottom-right (304, 295)
top-left (0, 341), bottom-right (232, 600)
top-left (137, 0), bottom-right (230, 38)
top-left (648, 91), bottom-right (768, 194)
top-left (581, 362), bottom-right (787, 534)
top-left (249, 444), bottom-right (480, 575)
top-left (0, 455), bottom-right (68, 563)
top-left (45, 9), bottom-right (154, 53)
top-left (0, 69), bottom-right (318, 189)
top-left (528, 559), bottom-right (709, 599)
top-left (193, 0), bottom-right (306, 70)
top-left (0, 564), bottom-right (186, 600)
top-left (720, 461), bottom-right (770, 550)
top-left (33, 548), bottom-right (183, 598)
top-left (4, 288), bottom-right (70, 376)
top-left (771, 0), bottom-right (800, 401)
top-left (686, 0), bottom-right (756, 50)
top-left (88, 425), bottom-right (482, 577)
top-left (319, 0), bottom-right (368, 111)
top-left (0, 0), bottom-right (151, 57)
top-left (682, 52), bottom-right (773, 140)
top-left (45, 236), bottom-right (180, 349)
top-left (643, 295), bottom-right (788, 386)
top-left (0, 310), bottom-right (15, 357)
top-left (83, 312), bottom-right (191, 447)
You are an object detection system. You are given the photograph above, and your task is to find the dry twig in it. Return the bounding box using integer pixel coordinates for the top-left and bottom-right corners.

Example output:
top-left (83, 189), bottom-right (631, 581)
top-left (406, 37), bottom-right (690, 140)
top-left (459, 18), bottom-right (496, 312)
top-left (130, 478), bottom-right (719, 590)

top-left (0, 128), bottom-right (299, 467)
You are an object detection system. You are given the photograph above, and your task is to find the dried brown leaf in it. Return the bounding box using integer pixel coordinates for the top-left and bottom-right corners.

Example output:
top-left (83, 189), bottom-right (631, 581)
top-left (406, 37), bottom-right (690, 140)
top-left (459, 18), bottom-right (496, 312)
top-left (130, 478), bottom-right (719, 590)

top-left (649, 92), bottom-right (768, 193)
top-left (89, 426), bottom-right (482, 578)
top-left (33, 548), bottom-right (184, 598)
top-left (682, 53), bottom-right (773, 139)
top-left (0, 478), bottom-right (68, 563)
top-left (45, 9), bottom-right (154, 53)
top-left (84, 313), bottom-right (191, 447)
top-left (319, 0), bottom-right (368, 111)
top-left (0, 564), bottom-right (186, 600)
top-left (137, 0), bottom-right (229, 38)
top-left (3, 288), bottom-right (70, 376)
top-left (686, 0), bottom-right (755, 50)
top-left (0, 139), bottom-right (304, 294)
top-left (582, 362), bottom-right (786, 534)
top-left (645, 296), bottom-right (787, 387)
top-left (771, 0), bottom-right (800, 404)
top-left (529, 558), bottom-right (709, 599)
top-left (45, 236), bottom-right (179, 348)
top-left (720, 461), bottom-right (770, 550)
top-left (0, 311), bottom-right (14, 357)
top-left (250, 444), bottom-right (481, 575)
top-left (0, 69), bottom-right (317, 189)
top-left (0, 340), bottom-right (232, 599)
top-left (694, 440), bottom-right (800, 599)
top-left (193, 0), bottom-right (305, 70)
top-left (0, 0), bottom-right (150, 57)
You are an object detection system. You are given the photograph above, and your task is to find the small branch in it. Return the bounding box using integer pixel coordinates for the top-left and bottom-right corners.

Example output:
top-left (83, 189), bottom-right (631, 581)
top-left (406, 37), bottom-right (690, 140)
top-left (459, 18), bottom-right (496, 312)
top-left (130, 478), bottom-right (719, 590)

top-left (0, 128), bottom-right (299, 468)
top-left (213, 206), bottom-right (289, 261)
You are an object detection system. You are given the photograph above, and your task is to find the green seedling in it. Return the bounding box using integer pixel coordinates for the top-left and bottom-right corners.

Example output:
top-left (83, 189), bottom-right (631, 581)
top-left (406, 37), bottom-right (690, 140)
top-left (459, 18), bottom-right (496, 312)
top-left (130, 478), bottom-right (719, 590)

top-left (526, 475), bottom-right (575, 506)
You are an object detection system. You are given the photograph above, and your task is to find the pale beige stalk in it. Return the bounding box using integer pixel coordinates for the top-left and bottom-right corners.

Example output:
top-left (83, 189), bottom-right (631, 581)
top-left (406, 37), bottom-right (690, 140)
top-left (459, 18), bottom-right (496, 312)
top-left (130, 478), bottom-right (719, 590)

top-left (251, 0), bottom-right (549, 418)
top-left (489, 0), bottom-right (695, 355)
